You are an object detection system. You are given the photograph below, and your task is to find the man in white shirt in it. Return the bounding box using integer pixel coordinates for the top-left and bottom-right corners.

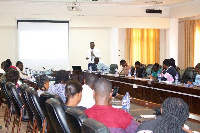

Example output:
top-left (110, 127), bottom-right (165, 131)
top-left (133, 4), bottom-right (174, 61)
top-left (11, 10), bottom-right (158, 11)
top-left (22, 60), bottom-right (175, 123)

top-left (78, 73), bottom-right (98, 108)
top-left (86, 42), bottom-right (101, 64)
top-left (16, 61), bottom-right (30, 80)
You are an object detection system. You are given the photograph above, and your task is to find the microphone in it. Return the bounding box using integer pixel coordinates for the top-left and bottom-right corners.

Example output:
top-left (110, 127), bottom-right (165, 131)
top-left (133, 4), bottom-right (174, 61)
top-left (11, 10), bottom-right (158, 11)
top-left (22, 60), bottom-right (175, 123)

top-left (147, 79), bottom-right (164, 115)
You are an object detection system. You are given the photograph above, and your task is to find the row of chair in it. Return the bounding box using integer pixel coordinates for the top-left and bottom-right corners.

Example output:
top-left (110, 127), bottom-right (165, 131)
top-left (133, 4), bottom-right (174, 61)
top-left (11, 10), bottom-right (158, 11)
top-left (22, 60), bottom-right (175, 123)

top-left (1, 81), bottom-right (110, 133)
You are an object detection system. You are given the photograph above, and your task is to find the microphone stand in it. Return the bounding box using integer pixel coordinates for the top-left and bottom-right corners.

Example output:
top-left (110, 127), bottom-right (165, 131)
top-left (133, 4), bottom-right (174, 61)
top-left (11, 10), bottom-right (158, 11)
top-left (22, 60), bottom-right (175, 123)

top-left (147, 80), bottom-right (164, 115)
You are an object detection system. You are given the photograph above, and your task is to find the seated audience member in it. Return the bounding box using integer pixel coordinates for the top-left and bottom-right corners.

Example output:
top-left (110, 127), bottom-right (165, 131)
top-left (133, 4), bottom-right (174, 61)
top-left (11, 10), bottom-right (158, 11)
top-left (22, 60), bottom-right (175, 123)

top-left (188, 63), bottom-right (200, 85)
top-left (170, 58), bottom-right (176, 69)
top-left (48, 70), bottom-right (69, 103)
top-left (161, 59), bottom-right (177, 82)
top-left (5, 68), bottom-right (20, 94)
top-left (4, 59), bottom-right (12, 73)
top-left (170, 58), bottom-right (180, 72)
top-left (78, 73), bottom-right (98, 108)
top-left (36, 75), bottom-right (49, 96)
top-left (65, 80), bottom-right (86, 111)
top-left (16, 61), bottom-right (30, 80)
top-left (94, 57), bottom-right (109, 73)
top-left (149, 63), bottom-right (162, 79)
top-left (0, 61), bottom-right (6, 74)
top-left (120, 59), bottom-right (133, 75)
top-left (136, 97), bottom-right (190, 133)
top-left (135, 61), bottom-right (143, 78)
top-left (84, 78), bottom-right (139, 133)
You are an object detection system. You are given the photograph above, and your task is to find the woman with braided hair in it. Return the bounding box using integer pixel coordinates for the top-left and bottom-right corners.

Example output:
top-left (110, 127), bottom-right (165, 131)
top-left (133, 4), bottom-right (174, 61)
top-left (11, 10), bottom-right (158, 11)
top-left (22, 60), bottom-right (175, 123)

top-left (136, 97), bottom-right (191, 133)
top-left (36, 75), bottom-right (49, 96)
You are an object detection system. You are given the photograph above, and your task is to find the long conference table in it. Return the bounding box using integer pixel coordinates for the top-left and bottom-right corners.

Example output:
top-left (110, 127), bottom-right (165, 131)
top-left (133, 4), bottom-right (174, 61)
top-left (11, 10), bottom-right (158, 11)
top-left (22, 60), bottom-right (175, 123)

top-left (26, 71), bottom-right (200, 121)
top-left (70, 71), bottom-right (200, 119)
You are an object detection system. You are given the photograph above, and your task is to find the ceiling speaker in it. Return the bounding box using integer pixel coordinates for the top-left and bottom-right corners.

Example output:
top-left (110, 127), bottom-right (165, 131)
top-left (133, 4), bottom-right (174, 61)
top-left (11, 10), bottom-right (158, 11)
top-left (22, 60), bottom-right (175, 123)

top-left (146, 9), bottom-right (162, 14)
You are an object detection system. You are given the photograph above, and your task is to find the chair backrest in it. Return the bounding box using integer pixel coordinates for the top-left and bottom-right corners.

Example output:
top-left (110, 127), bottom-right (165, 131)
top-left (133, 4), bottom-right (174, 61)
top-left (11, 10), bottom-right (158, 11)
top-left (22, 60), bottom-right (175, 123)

top-left (65, 108), bottom-right (88, 133)
top-left (82, 118), bottom-right (110, 133)
top-left (6, 82), bottom-right (24, 117)
top-left (27, 87), bottom-right (44, 130)
top-left (145, 64), bottom-right (153, 77)
top-left (1, 81), bottom-right (12, 108)
top-left (39, 92), bottom-right (64, 133)
top-left (181, 67), bottom-right (195, 83)
top-left (45, 98), bottom-right (70, 133)
top-left (19, 83), bottom-right (34, 124)
top-left (109, 64), bottom-right (118, 74)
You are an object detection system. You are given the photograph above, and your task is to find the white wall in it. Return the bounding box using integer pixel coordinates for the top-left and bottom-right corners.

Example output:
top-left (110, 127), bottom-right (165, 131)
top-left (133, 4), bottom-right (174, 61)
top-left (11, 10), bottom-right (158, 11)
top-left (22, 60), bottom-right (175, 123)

top-left (0, 26), bottom-right (17, 64)
top-left (160, 29), bottom-right (167, 64)
top-left (169, 18), bottom-right (179, 63)
top-left (69, 27), bottom-right (111, 70)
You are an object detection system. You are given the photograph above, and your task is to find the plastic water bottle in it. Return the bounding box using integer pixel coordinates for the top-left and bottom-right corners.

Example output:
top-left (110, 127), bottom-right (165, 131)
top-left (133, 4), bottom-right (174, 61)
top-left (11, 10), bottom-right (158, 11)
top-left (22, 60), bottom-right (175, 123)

top-left (122, 96), bottom-right (127, 111)
top-left (128, 69), bottom-right (131, 77)
top-left (134, 70), bottom-right (137, 78)
top-left (115, 68), bottom-right (118, 76)
top-left (125, 92), bottom-right (130, 112)
top-left (101, 66), bottom-right (104, 75)
top-left (158, 73), bottom-right (161, 82)
top-left (89, 66), bottom-right (92, 73)
top-left (175, 73), bottom-right (179, 86)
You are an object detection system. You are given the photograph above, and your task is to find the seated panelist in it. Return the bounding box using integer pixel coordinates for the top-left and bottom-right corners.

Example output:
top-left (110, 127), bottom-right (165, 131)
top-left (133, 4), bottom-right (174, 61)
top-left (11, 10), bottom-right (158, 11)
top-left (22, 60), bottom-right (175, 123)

top-left (149, 63), bottom-right (162, 79)
top-left (119, 59), bottom-right (133, 75)
top-left (188, 63), bottom-right (200, 85)
top-left (161, 59), bottom-right (177, 82)
top-left (135, 61), bottom-right (143, 78)
top-left (16, 61), bottom-right (31, 80)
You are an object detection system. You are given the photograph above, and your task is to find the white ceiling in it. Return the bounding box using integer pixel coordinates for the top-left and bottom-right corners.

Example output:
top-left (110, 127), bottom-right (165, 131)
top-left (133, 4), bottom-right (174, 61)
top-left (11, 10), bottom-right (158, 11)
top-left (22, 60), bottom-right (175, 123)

top-left (0, 0), bottom-right (198, 6)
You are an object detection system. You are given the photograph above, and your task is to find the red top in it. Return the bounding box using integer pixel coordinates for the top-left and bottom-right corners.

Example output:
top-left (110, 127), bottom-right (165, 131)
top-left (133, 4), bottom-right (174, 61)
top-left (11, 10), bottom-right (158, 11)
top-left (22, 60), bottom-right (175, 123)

top-left (84, 105), bottom-right (133, 129)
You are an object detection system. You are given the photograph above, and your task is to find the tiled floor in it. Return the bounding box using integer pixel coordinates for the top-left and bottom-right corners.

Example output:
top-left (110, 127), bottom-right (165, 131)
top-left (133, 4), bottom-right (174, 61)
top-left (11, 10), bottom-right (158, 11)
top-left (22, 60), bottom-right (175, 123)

top-left (0, 104), bottom-right (27, 133)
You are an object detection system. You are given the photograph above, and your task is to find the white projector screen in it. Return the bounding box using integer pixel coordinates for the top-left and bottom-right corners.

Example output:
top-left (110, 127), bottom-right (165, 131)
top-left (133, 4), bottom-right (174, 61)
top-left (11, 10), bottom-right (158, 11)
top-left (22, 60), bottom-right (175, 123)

top-left (18, 20), bottom-right (69, 71)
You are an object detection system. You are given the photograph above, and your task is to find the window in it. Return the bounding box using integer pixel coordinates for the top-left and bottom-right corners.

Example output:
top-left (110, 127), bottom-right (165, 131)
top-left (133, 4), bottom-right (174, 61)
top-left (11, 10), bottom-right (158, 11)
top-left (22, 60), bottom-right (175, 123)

top-left (18, 20), bottom-right (69, 70)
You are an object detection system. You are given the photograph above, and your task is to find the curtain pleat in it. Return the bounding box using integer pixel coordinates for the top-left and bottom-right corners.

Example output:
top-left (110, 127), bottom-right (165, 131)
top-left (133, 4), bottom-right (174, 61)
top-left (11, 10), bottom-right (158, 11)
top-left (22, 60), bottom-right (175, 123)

top-left (184, 20), bottom-right (195, 68)
top-left (125, 28), bottom-right (160, 65)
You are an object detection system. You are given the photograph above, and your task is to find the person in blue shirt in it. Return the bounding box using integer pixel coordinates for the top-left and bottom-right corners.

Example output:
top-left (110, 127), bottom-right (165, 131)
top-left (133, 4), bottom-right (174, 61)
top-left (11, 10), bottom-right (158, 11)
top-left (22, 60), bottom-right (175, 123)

top-left (94, 57), bottom-right (109, 73)
top-left (149, 63), bottom-right (162, 79)
top-left (188, 63), bottom-right (200, 86)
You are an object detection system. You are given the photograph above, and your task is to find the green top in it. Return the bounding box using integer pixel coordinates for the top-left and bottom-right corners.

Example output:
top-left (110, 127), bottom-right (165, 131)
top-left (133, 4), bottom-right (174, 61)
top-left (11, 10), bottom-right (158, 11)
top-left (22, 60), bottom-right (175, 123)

top-left (151, 69), bottom-right (162, 78)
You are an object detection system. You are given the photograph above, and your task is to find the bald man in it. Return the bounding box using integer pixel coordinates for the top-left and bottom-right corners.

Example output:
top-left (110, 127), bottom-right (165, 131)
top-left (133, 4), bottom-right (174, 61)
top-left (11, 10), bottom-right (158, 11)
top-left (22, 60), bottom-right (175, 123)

top-left (84, 78), bottom-right (139, 133)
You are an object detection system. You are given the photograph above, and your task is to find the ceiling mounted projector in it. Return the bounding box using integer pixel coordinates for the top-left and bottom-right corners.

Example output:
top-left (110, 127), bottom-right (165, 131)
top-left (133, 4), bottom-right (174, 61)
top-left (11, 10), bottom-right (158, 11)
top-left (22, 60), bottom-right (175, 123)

top-left (67, 2), bottom-right (81, 11)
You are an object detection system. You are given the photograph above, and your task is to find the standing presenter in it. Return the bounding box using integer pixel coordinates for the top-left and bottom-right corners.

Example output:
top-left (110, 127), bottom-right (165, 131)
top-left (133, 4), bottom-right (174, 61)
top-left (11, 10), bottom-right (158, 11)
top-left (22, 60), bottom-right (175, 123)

top-left (86, 42), bottom-right (101, 69)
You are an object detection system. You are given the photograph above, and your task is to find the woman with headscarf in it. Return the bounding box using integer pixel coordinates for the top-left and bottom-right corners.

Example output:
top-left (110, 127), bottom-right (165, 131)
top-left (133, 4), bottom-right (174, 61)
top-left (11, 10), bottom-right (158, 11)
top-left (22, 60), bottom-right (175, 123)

top-left (136, 97), bottom-right (191, 133)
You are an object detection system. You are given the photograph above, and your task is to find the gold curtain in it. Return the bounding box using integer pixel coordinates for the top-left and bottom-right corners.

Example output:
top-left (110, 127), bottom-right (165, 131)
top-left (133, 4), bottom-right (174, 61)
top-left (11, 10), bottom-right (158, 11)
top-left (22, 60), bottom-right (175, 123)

top-left (125, 28), bottom-right (160, 65)
top-left (194, 20), bottom-right (200, 65)
top-left (184, 20), bottom-right (195, 68)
